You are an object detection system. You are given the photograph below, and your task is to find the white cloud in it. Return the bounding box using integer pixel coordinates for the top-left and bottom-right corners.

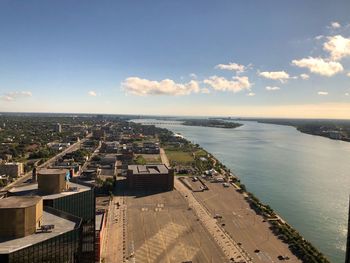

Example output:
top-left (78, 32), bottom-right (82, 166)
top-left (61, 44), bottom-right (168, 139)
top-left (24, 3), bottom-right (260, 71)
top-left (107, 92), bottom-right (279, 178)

top-left (88, 91), bottom-right (97, 97)
top-left (331, 22), bottom-right (341, 29)
top-left (318, 91), bottom-right (328, 95)
top-left (323, 35), bottom-right (350, 61)
top-left (247, 92), bottom-right (255, 96)
top-left (0, 91), bottom-right (32, 101)
top-left (122, 77), bottom-right (201, 96)
top-left (0, 96), bottom-right (14, 101)
top-left (292, 57), bottom-right (343, 76)
top-left (345, 93), bottom-right (349, 96)
top-left (189, 73), bottom-right (197, 79)
top-left (300, 73), bottom-right (310, 80)
top-left (265, 86), bottom-right (280, 91)
top-left (347, 72), bottom-right (350, 77)
top-left (215, 62), bottom-right (247, 73)
top-left (201, 88), bottom-right (210, 94)
top-left (258, 71), bottom-right (290, 82)
top-left (203, 75), bottom-right (252, 93)
top-left (315, 35), bottom-right (324, 40)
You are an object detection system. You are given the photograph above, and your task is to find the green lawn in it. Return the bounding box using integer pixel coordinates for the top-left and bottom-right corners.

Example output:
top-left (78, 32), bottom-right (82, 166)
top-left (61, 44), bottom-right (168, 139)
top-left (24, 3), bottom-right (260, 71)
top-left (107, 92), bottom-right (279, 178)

top-left (194, 149), bottom-right (207, 157)
top-left (134, 154), bottom-right (161, 164)
top-left (165, 149), bottom-right (194, 165)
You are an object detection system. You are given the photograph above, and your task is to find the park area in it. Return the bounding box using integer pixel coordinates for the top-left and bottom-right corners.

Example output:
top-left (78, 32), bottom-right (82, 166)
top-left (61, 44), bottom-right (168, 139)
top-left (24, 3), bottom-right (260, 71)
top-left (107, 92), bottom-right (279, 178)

top-left (163, 144), bottom-right (212, 175)
top-left (134, 154), bottom-right (161, 165)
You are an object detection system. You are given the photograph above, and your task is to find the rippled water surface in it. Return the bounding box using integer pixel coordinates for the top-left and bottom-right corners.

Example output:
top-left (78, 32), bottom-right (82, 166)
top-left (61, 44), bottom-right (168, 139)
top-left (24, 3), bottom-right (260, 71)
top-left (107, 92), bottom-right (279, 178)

top-left (133, 119), bottom-right (350, 263)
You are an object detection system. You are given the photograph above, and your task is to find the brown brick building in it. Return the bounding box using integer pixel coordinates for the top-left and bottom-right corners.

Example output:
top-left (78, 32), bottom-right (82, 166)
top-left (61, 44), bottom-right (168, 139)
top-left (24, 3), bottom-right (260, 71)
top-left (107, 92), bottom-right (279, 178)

top-left (127, 164), bottom-right (174, 191)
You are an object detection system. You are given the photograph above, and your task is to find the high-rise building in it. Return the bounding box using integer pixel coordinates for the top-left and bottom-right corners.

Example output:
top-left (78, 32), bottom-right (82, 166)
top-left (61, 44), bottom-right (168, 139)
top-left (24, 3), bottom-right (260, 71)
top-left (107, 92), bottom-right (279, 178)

top-left (8, 168), bottom-right (96, 263)
top-left (54, 123), bottom-right (62, 133)
top-left (0, 196), bottom-right (82, 263)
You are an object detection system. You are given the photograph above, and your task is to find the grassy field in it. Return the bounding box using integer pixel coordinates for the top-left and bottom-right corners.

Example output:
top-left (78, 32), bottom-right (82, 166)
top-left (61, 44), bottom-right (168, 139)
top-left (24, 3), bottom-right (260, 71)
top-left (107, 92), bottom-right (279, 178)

top-left (134, 154), bottom-right (161, 164)
top-left (194, 149), bottom-right (208, 157)
top-left (165, 149), bottom-right (194, 165)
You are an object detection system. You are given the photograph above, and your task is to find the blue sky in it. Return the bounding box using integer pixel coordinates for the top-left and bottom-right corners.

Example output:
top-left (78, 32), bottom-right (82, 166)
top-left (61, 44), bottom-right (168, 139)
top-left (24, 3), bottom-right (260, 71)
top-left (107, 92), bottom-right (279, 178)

top-left (0, 0), bottom-right (350, 118)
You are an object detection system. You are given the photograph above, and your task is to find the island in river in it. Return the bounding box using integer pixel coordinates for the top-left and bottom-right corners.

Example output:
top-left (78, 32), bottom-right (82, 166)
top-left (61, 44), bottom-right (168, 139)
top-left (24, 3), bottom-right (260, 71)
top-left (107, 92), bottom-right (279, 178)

top-left (217, 117), bottom-right (350, 142)
top-left (182, 119), bottom-right (242, 129)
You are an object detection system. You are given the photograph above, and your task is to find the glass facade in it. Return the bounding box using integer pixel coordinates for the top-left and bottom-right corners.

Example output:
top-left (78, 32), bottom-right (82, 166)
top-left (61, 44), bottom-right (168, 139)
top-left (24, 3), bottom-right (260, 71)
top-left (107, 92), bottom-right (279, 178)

top-left (45, 189), bottom-right (95, 222)
top-left (44, 188), bottom-right (96, 263)
top-left (7, 230), bottom-right (80, 263)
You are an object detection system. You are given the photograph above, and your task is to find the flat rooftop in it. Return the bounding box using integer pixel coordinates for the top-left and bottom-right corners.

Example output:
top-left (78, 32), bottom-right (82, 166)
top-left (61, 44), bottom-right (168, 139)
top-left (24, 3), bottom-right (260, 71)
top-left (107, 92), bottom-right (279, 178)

top-left (0, 196), bottom-right (42, 209)
top-left (38, 168), bottom-right (68, 175)
top-left (0, 210), bottom-right (78, 254)
top-left (128, 164), bottom-right (169, 175)
top-left (9, 182), bottom-right (90, 200)
top-left (0, 163), bottom-right (21, 166)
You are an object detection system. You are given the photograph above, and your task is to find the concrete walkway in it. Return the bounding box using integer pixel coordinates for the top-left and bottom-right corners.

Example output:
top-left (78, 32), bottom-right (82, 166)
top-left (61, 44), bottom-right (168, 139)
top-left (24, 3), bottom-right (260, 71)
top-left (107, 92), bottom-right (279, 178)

top-left (102, 195), bottom-right (126, 263)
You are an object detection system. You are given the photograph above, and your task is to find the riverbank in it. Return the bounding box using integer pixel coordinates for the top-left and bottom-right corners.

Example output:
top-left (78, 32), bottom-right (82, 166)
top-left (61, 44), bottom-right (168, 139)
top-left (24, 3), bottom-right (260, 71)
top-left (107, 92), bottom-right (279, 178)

top-left (215, 117), bottom-right (350, 142)
top-left (238, 118), bottom-right (350, 143)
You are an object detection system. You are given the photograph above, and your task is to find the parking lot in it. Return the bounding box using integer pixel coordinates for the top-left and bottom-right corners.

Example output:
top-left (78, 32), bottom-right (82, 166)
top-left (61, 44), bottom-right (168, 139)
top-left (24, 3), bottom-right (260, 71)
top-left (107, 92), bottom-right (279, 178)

top-left (124, 189), bottom-right (226, 263)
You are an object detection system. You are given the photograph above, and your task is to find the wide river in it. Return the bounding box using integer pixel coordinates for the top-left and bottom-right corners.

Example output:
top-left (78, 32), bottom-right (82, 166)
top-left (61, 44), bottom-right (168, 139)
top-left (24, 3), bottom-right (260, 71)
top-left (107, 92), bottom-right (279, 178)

top-left (133, 119), bottom-right (350, 263)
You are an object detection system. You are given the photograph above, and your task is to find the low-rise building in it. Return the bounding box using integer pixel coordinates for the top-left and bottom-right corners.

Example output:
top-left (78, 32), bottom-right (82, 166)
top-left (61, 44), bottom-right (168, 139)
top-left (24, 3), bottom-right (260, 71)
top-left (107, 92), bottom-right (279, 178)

top-left (0, 175), bottom-right (9, 186)
top-left (92, 129), bottom-right (106, 140)
top-left (100, 141), bottom-right (119, 153)
top-left (133, 142), bottom-right (160, 154)
top-left (0, 162), bottom-right (23, 178)
top-left (328, 130), bottom-right (342, 140)
top-left (0, 154), bottom-right (12, 162)
top-left (127, 164), bottom-right (174, 191)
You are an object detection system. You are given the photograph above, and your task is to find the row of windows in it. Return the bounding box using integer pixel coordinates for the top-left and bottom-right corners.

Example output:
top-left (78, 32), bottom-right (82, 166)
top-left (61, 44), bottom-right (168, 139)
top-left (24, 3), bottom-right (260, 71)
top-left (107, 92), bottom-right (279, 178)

top-left (7, 229), bottom-right (80, 263)
top-left (50, 190), bottom-right (95, 221)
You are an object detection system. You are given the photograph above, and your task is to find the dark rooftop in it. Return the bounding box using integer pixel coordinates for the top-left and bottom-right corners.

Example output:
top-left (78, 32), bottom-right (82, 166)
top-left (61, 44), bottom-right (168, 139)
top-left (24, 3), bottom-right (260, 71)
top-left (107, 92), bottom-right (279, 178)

top-left (128, 164), bottom-right (169, 175)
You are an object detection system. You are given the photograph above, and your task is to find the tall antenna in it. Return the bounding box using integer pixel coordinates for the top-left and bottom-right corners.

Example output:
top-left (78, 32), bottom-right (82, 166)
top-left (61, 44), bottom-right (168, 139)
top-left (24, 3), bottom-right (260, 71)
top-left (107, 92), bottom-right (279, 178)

top-left (346, 196), bottom-right (350, 263)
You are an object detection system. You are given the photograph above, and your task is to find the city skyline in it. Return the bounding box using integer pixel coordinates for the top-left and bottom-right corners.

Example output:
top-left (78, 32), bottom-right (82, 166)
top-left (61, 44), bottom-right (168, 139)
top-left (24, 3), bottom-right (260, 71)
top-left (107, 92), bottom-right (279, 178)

top-left (1, 0), bottom-right (350, 118)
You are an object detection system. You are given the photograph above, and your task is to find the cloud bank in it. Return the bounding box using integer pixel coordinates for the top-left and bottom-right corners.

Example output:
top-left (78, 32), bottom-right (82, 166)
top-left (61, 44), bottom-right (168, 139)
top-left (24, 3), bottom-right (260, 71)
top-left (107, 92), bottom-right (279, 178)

top-left (0, 91), bottom-right (32, 101)
top-left (300, 73), bottom-right (310, 80)
top-left (215, 62), bottom-right (247, 73)
top-left (292, 57), bottom-right (343, 76)
top-left (88, 91), bottom-right (97, 97)
top-left (331, 22), bottom-right (341, 29)
top-left (122, 77), bottom-right (202, 96)
top-left (318, 91), bottom-right (328, 95)
top-left (203, 76), bottom-right (252, 93)
top-left (266, 86), bottom-right (280, 91)
top-left (323, 35), bottom-right (350, 61)
top-left (258, 71), bottom-right (290, 82)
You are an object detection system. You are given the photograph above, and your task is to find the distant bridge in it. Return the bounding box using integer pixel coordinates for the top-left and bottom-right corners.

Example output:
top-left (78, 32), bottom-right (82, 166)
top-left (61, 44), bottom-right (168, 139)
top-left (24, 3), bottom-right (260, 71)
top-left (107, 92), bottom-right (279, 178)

top-left (135, 122), bottom-right (183, 126)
